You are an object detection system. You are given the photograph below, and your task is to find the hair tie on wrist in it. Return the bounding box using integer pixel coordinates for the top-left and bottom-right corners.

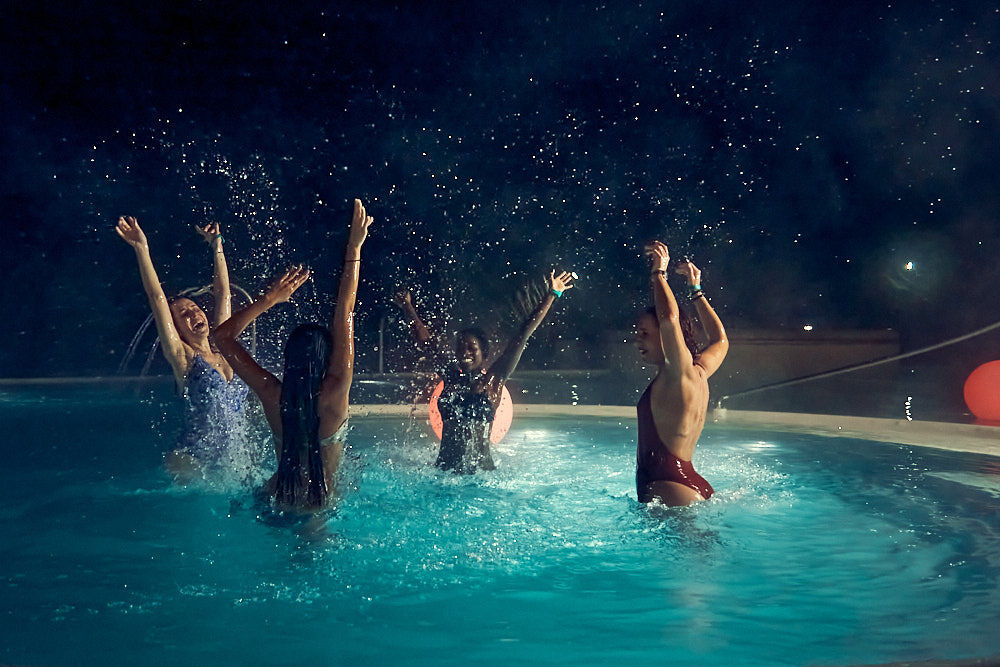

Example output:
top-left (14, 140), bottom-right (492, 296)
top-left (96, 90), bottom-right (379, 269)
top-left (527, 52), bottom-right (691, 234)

top-left (213, 235), bottom-right (224, 244)
top-left (551, 289), bottom-right (563, 298)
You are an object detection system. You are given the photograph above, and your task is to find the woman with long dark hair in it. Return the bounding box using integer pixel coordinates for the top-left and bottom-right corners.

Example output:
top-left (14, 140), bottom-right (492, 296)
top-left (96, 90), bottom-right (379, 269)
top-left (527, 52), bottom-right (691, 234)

top-left (394, 270), bottom-right (574, 474)
top-left (116, 216), bottom-right (251, 481)
top-left (633, 240), bottom-right (728, 506)
top-left (214, 199), bottom-right (373, 510)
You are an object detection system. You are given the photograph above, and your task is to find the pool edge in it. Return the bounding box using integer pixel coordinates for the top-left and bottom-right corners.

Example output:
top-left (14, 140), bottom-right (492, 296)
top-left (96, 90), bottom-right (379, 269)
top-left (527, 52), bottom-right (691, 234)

top-left (352, 403), bottom-right (1000, 458)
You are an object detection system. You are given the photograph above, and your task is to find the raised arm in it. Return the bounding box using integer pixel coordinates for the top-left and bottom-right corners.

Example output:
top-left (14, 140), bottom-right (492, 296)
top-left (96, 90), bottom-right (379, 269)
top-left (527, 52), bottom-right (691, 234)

top-left (645, 241), bottom-right (694, 377)
top-left (393, 289), bottom-right (433, 345)
top-left (115, 216), bottom-right (188, 383)
top-left (489, 270), bottom-right (574, 381)
top-left (675, 260), bottom-right (728, 377)
top-left (325, 199), bottom-right (374, 401)
top-left (195, 222), bottom-right (231, 326)
top-left (215, 265), bottom-right (311, 424)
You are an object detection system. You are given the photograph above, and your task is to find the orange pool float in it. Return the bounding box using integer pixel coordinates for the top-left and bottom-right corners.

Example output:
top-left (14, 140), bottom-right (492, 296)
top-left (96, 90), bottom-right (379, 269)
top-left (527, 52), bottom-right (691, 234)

top-left (428, 380), bottom-right (514, 444)
top-left (964, 361), bottom-right (1000, 421)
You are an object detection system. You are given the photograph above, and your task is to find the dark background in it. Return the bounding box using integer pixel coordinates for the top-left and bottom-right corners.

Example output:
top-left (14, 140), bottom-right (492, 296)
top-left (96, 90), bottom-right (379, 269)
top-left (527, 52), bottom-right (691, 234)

top-left (2, 0), bottom-right (998, 377)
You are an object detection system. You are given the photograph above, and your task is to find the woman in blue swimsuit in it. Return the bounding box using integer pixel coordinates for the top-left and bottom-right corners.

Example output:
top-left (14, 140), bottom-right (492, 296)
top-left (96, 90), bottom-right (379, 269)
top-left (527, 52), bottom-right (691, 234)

top-left (215, 199), bottom-right (373, 511)
top-left (393, 270), bottom-right (574, 474)
top-left (117, 216), bottom-right (251, 482)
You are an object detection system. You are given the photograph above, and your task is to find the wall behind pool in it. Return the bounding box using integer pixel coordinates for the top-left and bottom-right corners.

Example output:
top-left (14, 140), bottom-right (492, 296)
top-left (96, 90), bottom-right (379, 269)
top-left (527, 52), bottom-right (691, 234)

top-left (4, 326), bottom-right (987, 423)
top-left (373, 326), bottom-right (960, 421)
top-left (484, 325), bottom-right (980, 423)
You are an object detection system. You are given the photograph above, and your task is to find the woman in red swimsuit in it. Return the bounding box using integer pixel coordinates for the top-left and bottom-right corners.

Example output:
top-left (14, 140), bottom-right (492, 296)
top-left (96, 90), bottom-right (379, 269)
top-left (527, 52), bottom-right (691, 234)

top-left (634, 240), bottom-right (729, 506)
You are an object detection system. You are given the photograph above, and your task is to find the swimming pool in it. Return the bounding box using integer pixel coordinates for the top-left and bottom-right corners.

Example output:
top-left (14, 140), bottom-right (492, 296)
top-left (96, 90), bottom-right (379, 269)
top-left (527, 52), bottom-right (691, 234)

top-left (2, 385), bottom-right (999, 665)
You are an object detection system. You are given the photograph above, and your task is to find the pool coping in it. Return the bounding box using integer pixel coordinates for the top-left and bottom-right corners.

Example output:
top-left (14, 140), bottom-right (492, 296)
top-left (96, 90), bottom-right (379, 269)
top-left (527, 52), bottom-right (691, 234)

top-left (353, 403), bottom-right (1000, 458)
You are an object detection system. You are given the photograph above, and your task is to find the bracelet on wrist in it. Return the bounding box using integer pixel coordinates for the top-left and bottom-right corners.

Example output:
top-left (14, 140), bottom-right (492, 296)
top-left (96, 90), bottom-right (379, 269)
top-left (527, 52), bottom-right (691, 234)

top-left (689, 290), bottom-right (706, 301)
top-left (551, 289), bottom-right (563, 298)
top-left (689, 283), bottom-right (701, 292)
top-left (212, 235), bottom-right (224, 245)
top-left (650, 269), bottom-right (667, 277)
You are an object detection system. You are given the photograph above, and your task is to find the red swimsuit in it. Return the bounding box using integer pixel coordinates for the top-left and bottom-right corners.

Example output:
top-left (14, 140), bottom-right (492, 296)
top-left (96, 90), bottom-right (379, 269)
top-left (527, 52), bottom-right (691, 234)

top-left (636, 384), bottom-right (714, 502)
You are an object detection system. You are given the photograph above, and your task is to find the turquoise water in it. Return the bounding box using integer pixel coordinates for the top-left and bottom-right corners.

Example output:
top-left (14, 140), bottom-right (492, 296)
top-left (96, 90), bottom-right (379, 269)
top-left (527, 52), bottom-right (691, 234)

top-left (2, 386), bottom-right (999, 665)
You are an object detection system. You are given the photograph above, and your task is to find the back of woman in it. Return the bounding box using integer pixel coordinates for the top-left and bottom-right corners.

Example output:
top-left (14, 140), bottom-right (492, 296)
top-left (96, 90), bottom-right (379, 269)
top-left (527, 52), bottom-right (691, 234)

top-left (215, 199), bottom-right (373, 511)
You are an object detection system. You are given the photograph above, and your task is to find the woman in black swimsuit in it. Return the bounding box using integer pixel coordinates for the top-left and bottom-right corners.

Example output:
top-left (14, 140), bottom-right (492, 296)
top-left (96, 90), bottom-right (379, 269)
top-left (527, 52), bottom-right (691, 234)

top-left (394, 271), bottom-right (574, 473)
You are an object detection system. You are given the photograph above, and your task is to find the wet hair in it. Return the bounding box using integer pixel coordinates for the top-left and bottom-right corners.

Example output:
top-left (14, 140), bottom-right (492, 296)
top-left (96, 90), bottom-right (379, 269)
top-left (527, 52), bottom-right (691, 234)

top-left (456, 327), bottom-right (491, 358)
top-left (644, 306), bottom-right (700, 357)
top-left (272, 323), bottom-right (333, 509)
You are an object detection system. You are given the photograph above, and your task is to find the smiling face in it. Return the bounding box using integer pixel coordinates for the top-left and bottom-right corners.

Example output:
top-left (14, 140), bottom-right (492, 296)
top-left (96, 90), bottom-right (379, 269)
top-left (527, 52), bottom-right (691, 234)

top-left (455, 332), bottom-right (485, 373)
top-left (169, 297), bottom-right (210, 345)
top-left (634, 311), bottom-right (664, 365)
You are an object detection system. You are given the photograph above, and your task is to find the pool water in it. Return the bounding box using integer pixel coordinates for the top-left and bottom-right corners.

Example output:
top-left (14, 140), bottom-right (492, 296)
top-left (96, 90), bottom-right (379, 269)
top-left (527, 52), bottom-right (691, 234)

top-left (2, 386), bottom-right (999, 665)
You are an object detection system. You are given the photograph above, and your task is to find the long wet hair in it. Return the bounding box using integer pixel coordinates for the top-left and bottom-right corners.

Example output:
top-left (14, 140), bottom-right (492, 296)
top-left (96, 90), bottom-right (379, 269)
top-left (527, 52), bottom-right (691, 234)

top-left (645, 306), bottom-right (700, 357)
top-left (272, 323), bottom-right (333, 509)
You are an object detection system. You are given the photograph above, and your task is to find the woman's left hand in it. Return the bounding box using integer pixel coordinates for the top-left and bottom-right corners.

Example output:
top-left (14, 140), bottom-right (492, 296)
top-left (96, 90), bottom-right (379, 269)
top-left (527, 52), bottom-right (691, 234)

top-left (195, 222), bottom-right (222, 245)
top-left (644, 240), bottom-right (670, 272)
top-left (265, 265), bottom-right (311, 304)
top-left (550, 270), bottom-right (575, 293)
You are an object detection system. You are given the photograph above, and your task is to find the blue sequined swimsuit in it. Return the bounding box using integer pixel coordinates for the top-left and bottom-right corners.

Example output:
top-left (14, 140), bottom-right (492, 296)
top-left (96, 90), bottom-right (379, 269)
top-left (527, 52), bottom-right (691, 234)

top-left (176, 355), bottom-right (251, 467)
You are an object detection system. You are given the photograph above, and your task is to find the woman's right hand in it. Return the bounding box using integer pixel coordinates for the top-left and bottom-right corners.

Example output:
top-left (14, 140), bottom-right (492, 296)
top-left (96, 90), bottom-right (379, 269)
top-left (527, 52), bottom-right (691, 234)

top-left (675, 260), bottom-right (702, 287)
top-left (347, 199), bottom-right (374, 250)
top-left (265, 265), bottom-right (311, 304)
top-left (115, 216), bottom-right (148, 250)
top-left (393, 289), bottom-right (413, 309)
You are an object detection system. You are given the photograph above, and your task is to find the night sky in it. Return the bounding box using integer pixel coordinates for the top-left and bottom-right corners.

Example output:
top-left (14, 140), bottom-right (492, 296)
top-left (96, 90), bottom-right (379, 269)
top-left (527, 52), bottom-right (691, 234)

top-left (2, 0), bottom-right (998, 377)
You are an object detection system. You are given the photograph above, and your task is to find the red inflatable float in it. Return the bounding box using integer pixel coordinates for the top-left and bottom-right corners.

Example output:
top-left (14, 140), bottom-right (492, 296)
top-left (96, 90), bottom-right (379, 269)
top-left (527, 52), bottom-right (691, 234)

top-left (964, 361), bottom-right (1000, 421)
top-left (428, 380), bottom-right (514, 444)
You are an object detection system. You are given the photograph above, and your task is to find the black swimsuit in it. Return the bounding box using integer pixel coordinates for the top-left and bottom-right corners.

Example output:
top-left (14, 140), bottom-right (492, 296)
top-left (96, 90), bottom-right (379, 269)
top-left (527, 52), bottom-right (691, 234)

top-left (435, 363), bottom-right (497, 474)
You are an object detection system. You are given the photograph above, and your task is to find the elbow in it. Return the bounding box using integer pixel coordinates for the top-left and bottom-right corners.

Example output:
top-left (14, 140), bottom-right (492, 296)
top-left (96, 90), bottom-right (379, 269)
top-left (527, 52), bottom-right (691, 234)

top-left (211, 324), bottom-right (235, 347)
top-left (659, 310), bottom-right (680, 327)
top-left (715, 336), bottom-right (730, 355)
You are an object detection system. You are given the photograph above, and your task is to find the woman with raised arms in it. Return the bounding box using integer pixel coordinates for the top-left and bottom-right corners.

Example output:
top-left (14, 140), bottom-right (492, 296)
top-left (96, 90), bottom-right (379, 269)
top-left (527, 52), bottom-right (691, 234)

top-left (633, 240), bottom-right (729, 506)
top-left (214, 199), bottom-right (372, 511)
top-left (394, 270), bottom-right (574, 474)
top-left (116, 216), bottom-right (251, 482)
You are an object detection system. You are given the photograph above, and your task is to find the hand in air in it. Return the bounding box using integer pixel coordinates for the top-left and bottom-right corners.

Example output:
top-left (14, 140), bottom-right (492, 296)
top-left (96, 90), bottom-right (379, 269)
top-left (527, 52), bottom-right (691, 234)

top-left (644, 240), bottom-right (670, 272)
top-left (675, 260), bottom-right (702, 287)
top-left (347, 199), bottom-right (374, 250)
top-left (393, 289), bottom-right (413, 309)
top-left (266, 265), bottom-right (311, 304)
top-left (115, 216), bottom-right (149, 250)
top-left (195, 222), bottom-right (222, 245)
top-left (550, 270), bottom-right (575, 294)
